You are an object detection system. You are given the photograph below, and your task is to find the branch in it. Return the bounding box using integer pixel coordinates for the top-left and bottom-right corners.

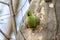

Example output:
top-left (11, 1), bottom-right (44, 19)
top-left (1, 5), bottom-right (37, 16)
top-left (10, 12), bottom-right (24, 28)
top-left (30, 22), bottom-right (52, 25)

top-left (10, 0), bottom-right (26, 40)
top-left (0, 29), bottom-right (15, 40)
top-left (20, 30), bottom-right (26, 40)
top-left (0, 29), bottom-right (10, 40)
top-left (0, 1), bottom-right (9, 6)
top-left (18, 0), bottom-right (27, 13)
top-left (9, 0), bottom-right (17, 40)
top-left (10, 0), bottom-right (17, 34)
top-left (12, 0), bottom-right (19, 15)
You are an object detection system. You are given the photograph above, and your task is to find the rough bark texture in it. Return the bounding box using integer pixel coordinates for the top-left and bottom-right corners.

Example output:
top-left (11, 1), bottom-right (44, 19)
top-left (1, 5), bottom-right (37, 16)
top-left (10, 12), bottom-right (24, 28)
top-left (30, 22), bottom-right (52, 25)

top-left (18, 0), bottom-right (57, 40)
top-left (56, 0), bottom-right (60, 40)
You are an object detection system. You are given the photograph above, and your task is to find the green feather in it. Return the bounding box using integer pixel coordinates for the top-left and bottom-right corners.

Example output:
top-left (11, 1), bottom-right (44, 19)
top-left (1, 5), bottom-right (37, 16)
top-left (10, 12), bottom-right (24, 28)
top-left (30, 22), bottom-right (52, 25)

top-left (26, 9), bottom-right (36, 28)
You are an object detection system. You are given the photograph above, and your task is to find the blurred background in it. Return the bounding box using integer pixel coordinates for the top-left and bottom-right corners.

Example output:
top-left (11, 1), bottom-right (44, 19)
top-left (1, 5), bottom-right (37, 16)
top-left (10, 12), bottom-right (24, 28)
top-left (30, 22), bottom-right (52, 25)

top-left (0, 0), bottom-right (60, 40)
top-left (0, 0), bottom-right (29, 40)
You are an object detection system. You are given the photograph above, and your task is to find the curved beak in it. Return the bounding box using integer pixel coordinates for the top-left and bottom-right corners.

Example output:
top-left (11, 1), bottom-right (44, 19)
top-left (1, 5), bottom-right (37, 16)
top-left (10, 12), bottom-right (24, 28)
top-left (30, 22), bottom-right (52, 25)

top-left (25, 10), bottom-right (29, 15)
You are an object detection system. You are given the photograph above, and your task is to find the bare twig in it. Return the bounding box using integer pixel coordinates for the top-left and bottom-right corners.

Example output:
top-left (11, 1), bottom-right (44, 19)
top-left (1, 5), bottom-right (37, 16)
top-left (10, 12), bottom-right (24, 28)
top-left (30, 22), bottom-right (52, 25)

top-left (0, 1), bottom-right (9, 6)
top-left (18, 0), bottom-right (27, 13)
top-left (0, 29), bottom-right (10, 40)
top-left (0, 13), bottom-right (15, 17)
top-left (12, 0), bottom-right (19, 15)
top-left (12, 0), bottom-right (28, 39)
top-left (9, 0), bottom-right (17, 40)
top-left (20, 30), bottom-right (26, 40)
top-left (0, 29), bottom-right (16, 40)
top-left (11, 0), bottom-right (17, 34)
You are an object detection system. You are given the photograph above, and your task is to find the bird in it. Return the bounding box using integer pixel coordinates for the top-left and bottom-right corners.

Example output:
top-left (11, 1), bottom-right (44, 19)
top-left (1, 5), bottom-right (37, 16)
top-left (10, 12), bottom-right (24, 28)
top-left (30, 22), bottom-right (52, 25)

top-left (25, 9), bottom-right (37, 28)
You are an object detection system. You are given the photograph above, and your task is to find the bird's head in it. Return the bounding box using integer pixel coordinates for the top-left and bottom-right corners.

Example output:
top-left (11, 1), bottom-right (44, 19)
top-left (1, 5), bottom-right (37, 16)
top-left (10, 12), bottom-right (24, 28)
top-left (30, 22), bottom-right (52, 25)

top-left (25, 9), bottom-right (32, 16)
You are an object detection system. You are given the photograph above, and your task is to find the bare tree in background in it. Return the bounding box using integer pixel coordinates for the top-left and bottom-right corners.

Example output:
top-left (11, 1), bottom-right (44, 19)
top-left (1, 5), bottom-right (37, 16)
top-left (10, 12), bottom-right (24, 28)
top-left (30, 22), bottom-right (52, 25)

top-left (0, 0), bottom-right (19, 40)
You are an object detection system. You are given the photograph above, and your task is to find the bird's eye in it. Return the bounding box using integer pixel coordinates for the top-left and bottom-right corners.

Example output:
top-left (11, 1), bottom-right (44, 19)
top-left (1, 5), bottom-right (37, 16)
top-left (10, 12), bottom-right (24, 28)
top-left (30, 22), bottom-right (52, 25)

top-left (28, 13), bottom-right (30, 16)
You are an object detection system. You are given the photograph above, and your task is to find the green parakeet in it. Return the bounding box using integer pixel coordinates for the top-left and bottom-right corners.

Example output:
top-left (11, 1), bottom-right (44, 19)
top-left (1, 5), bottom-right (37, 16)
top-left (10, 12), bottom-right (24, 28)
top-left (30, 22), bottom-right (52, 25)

top-left (25, 9), bottom-right (37, 28)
